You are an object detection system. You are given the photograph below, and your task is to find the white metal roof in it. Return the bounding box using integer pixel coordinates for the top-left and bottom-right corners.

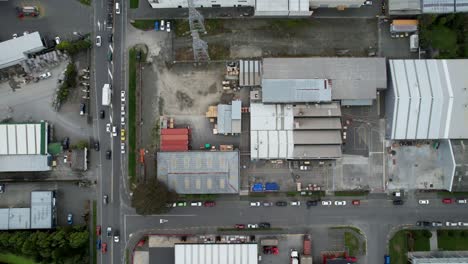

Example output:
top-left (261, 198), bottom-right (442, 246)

top-left (8, 208), bottom-right (30, 230)
top-left (147, 0), bottom-right (254, 8)
top-left (0, 123), bottom-right (44, 155)
top-left (262, 79), bottom-right (332, 103)
top-left (389, 60), bottom-right (468, 140)
top-left (175, 244), bottom-right (258, 264)
top-left (240, 60), bottom-right (261, 87)
top-left (0, 32), bottom-right (44, 70)
top-left (30, 191), bottom-right (53, 229)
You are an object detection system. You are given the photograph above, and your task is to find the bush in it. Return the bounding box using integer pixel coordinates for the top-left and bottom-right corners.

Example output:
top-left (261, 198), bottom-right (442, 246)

top-left (448, 230), bottom-right (455, 237)
top-left (56, 39), bottom-right (92, 56)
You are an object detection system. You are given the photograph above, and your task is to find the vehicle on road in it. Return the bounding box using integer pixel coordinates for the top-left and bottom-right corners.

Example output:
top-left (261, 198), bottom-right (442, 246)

top-left (100, 110), bottom-right (105, 119)
top-left (446, 221), bottom-right (458, 227)
top-left (364, 0), bottom-right (372, 5)
top-left (108, 33), bottom-right (113, 43)
top-left (96, 36), bottom-right (101, 47)
top-left (190, 201), bottom-right (202, 207)
top-left (67, 213), bottom-right (73, 225)
top-left (101, 242), bottom-right (107, 253)
top-left (384, 255), bottom-right (390, 264)
top-left (54, 36), bottom-right (60, 45)
top-left (112, 126), bottom-right (117, 137)
top-left (96, 225), bottom-right (101, 235)
top-left (121, 104), bottom-right (125, 115)
top-left (121, 90), bottom-right (126, 102)
top-left (0, 184), bottom-right (5, 193)
top-left (275, 201), bottom-right (287, 206)
top-left (442, 198), bottom-right (453, 204)
top-left (419, 199), bottom-right (429, 205)
top-left (290, 201), bottom-right (301, 206)
top-left (107, 51), bottom-right (112, 62)
top-left (416, 221), bottom-right (430, 227)
top-left (393, 199), bottom-right (404, 205)
top-left (121, 116), bottom-right (125, 126)
top-left (39, 72), bottom-right (51, 79)
top-left (247, 224), bottom-right (258, 229)
top-left (250, 202), bottom-right (261, 207)
top-left (106, 124), bottom-right (111, 133)
top-left (457, 199), bottom-right (467, 204)
top-left (306, 200), bottom-right (318, 207)
top-left (235, 224), bottom-right (245, 229)
top-left (96, 239), bottom-right (101, 250)
top-left (114, 230), bottom-right (120, 242)
top-left (115, 2), bottom-right (120, 14)
top-left (334, 201), bottom-right (346, 206)
top-left (432, 221), bottom-right (443, 227)
top-left (103, 195), bottom-right (108, 204)
top-left (79, 103), bottom-right (85, 115)
top-left (291, 249), bottom-right (299, 264)
top-left (458, 222), bottom-right (468, 227)
top-left (106, 150), bottom-right (111, 160)
top-left (166, 21), bottom-right (171, 32)
top-left (94, 141), bottom-right (100, 151)
top-left (102, 84), bottom-right (111, 106)
top-left (160, 20), bottom-right (165, 31)
top-left (204, 201), bottom-right (216, 207)
top-left (106, 227), bottom-right (112, 237)
top-left (176, 201), bottom-right (187, 207)
top-left (259, 222), bottom-right (271, 228)
top-left (121, 129), bottom-right (126, 141)
top-left (322, 200), bottom-right (332, 206)
top-left (263, 201), bottom-right (273, 207)
top-left (121, 143), bottom-right (126, 154)
top-left (352, 200), bottom-right (360, 206)
top-left (80, 82), bottom-right (90, 86)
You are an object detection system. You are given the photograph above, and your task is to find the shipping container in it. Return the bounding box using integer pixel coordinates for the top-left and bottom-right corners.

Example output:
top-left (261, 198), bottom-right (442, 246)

top-left (160, 140), bottom-right (189, 146)
top-left (161, 128), bottom-right (190, 135)
top-left (161, 134), bottom-right (188, 141)
top-left (160, 145), bottom-right (188, 151)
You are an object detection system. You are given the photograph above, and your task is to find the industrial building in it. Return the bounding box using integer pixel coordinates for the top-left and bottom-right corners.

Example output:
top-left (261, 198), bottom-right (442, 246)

top-left (0, 122), bottom-right (50, 172)
top-left (175, 244), bottom-right (258, 264)
top-left (262, 57), bottom-right (387, 106)
top-left (0, 32), bottom-right (45, 70)
top-left (239, 60), bottom-right (261, 87)
top-left (157, 151), bottom-right (240, 194)
top-left (0, 191), bottom-right (55, 230)
top-left (386, 60), bottom-right (468, 140)
top-left (409, 251), bottom-right (468, 263)
top-left (389, 0), bottom-right (468, 14)
top-left (217, 100), bottom-right (242, 135)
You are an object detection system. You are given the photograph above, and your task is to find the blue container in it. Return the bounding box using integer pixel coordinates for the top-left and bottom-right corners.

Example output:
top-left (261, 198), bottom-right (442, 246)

top-left (251, 183), bottom-right (264, 192)
top-left (384, 255), bottom-right (390, 264)
top-left (265, 182), bottom-right (279, 191)
top-left (154, 21), bottom-right (160, 31)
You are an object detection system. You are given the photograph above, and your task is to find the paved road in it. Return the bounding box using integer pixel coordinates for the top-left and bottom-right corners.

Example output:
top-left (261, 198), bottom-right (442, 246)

top-left (123, 197), bottom-right (468, 263)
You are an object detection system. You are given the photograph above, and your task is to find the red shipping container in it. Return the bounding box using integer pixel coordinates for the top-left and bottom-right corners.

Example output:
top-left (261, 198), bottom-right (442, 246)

top-left (161, 128), bottom-right (190, 135)
top-left (161, 141), bottom-right (188, 146)
top-left (161, 145), bottom-right (188, 151)
top-left (161, 134), bottom-right (188, 141)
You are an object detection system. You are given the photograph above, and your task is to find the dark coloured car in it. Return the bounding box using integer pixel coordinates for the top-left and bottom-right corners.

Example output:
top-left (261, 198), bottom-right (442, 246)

top-left (96, 225), bottom-right (101, 235)
top-left (108, 33), bottom-right (113, 43)
top-left (62, 137), bottom-right (70, 150)
top-left (106, 150), bottom-right (111, 160)
top-left (94, 141), bottom-right (100, 151)
top-left (204, 201), bottom-right (216, 207)
top-left (100, 110), bottom-right (105, 119)
top-left (275, 201), bottom-right (287, 206)
top-left (306, 200), bottom-right (318, 207)
top-left (235, 224), bottom-right (245, 229)
top-left (416, 221), bottom-right (430, 227)
top-left (96, 239), bottom-right (101, 250)
top-left (259, 222), bottom-right (271, 228)
top-left (79, 103), bottom-right (86, 115)
top-left (393, 199), bottom-right (404, 205)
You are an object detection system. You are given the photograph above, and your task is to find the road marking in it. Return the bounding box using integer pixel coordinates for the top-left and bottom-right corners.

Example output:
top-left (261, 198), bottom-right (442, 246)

top-left (108, 68), bottom-right (113, 80)
top-left (97, 21), bottom-right (101, 31)
top-left (126, 214), bottom-right (196, 217)
top-left (109, 44), bottom-right (113, 53)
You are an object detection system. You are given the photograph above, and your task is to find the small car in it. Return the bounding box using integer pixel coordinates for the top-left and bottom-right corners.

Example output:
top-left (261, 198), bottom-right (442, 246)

top-left (290, 201), bottom-right (301, 206)
top-left (94, 141), bottom-right (100, 151)
top-left (166, 21), bottom-right (171, 32)
top-left (393, 199), bottom-right (404, 205)
top-left (106, 150), bottom-right (112, 160)
top-left (96, 225), bottom-right (101, 235)
top-left (259, 222), bottom-right (271, 228)
top-left (79, 103), bottom-right (86, 115)
top-left (235, 224), bottom-right (245, 229)
top-left (39, 72), bottom-right (52, 79)
top-left (418, 199), bottom-right (429, 205)
top-left (114, 230), bottom-right (120, 242)
top-left (352, 200), bottom-right (360, 206)
top-left (160, 20), bottom-right (165, 31)
top-left (275, 201), bottom-right (287, 206)
top-left (80, 82), bottom-right (90, 86)
top-left (322, 200), bottom-right (332, 206)
top-left (446, 221), bottom-right (458, 227)
top-left (62, 137), bottom-right (70, 150)
top-left (154, 21), bottom-right (160, 31)
top-left (0, 184), bottom-right (5, 193)
top-left (103, 195), bottom-right (108, 204)
top-left (176, 201), bottom-right (187, 207)
top-left (416, 221), bottom-right (430, 227)
top-left (121, 116), bottom-right (125, 126)
top-left (96, 239), bottom-right (101, 250)
top-left (67, 213), bottom-right (73, 225)
top-left (108, 33), bottom-right (113, 43)
top-left (204, 201), bottom-right (216, 207)
top-left (121, 105), bottom-right (125, 115)
top-left (457, 199), bottom-right (467, 204)
top-left (458, 222), bottom-right (468, 227)
top-left (190, 201), bottom-right (202, 207)
top-left (96, 36), bottom-right (101, 47)
top-left (247, 224), bottom-right (258, 229)
top-left (299, 165), bottom-right (309, 170)
top-left (250, 202), bottom-right (261, 207)
top-left (306, 200), bottom-right (318, 207)
top-left (364, 0), bottom-right (372, 5)
top-left (106, 227), bottom-right (112, 237)
top-left (55, 36), bottom-right (61, 45)
top-left (121, 91), bottom-right (126, 101)
top-left (442, 198), bottom-right (453, 204)
top-left (121, 143), bottom-right (126, 154)
top-left (120, 129), bottom-right (126, 141)
top-left (112, 126), bottom-right (117, 137)
top-left (115, 2), bottom-right (120, 14)
top-left (334, 201), bottom-right (346, 206)
top-left (101, 242), bottom-right (107, 253)
top-left (262, 202), bottom-right (273, 207)
top-left (432, 221), bottom-right (443, 227)
top-left (106, 123), bottom-right (111, 133)
top-left (100, 110), bottom-right (105, 119)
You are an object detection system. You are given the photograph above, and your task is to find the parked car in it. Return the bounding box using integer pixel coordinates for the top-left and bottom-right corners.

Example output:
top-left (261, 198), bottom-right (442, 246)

top-left (108, 33), bottom-right (113, 43)
top-left (103, 195), bottom-right (108, 204)
top-left (121, 143), bottom-right (126, 154)
top-left (115, 2), bottom-right (120, 14)
top-left (290, 201), bottom-right (301, 206)
top-left (416, 221), bottom-right (430, 227)
top-left (106, 150), bottom-right (112, 159)
top-left (306, 200), bottom-right (318, 207)
top-left (94, 141), bottom-right (100, 151)
top-left (112, 126), bottom-right (117, 137)
top-left (114, 230), bottom-right (120, 242)
top-left (442, 198), bottom-right (453, 204)
top-left (247, 224), bottom-right (258, 229)
top-left (190, 201), bottom-right (202, 207)
top-left (352, 200), bottom-right (360, 206)
top-left (96, 225), bottom-right (101, 235)
top-left (364, 0), bottom-right (372, 5)
top-left (259, 222), bottom-right (271, 228)
top-left (67, 213), bottom-right (73, 225)
top-left (100, 110), bottom-right (105, 119)
top-left (96, 36), bottom-right (101, 47)
top-left (459, 222), bottom-right (468, 227)
top-left (160, 20), bottom-right (165, 31)
top-left (432, 221), bottom-right (443, 227)
top-left (393, 199), bottom-right (404, 205)
top-left (446, 221), bottom-right (458, 227)
top-left (39, 72), bottom-right (51, 79)
top-left (176, 201), bottom-right (187, 207)
top-left (418, 199), bottom-right (429, 205)
top-left (79, 103), bottom-right (86, 115)
top-left (263, 246), bottom-right (279, 255)
top-left (204, 201), bottom-right (216, 207)
top-left (263, 201), bottom-right (273, 207)
top-left (120, 129), bottom-right (126, 141)
top-left (96, 239), bottom-right (101, 250)
top-left (457, 199), bottom-right (467, 204)
top-left (275, 201), bottom-right (287, 206)
top-left (166, 21), bottom-right (171, 32)
top-left (54, 36), bottom-right (60, 45)
top-left (322, 200), bottom-right (332, 206)
top-left (334, 201), bottom-right (346, 206)
top-left (106, 227), bottom-right (112, 237)
top-left (106, 123), bottom-right (111, 133)
top-left (0, 184), bottom-right (5, 193)
top-left (121, 90), bottom-right (126, 101)
top-left (154, 21), bottom-right (159, 31)
top-left (101, 242), bottom-right (107, 253)
top-left (235, 224), bottom-right (245, 229)
top-left (250, 202), bottom-right (261, 207)
top-left (62, 137), bottom-right (70, 150)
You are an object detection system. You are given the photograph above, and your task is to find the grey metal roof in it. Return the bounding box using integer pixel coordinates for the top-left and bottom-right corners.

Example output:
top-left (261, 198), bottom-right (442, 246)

top-left (8, 208), bottom-right (30, 230)
top-left (293, 103), bottom-right (342, 117)
top-left (30, 191), bottom-right (53, 229)
top-left (149, 247), bottom-right (174, 264)
top-left (262, 79), bottom-right (332, 103)
top-left (0, 209), bottom-right (9, 230)
top-left (294, 118), bottom-right (341, 130)
top-left (0, 155), bottom-right (50, 172)
top-left (293, 130), bottom-right (342, 145)
top-left (422, 0), bottom-right (455, 12)
top-left (232, 100), bottom-right (241, 120)
top-left (217, 104), bottom-right (232, 134)
top-left (0, 32), bottom-right (44, 70)
top-left (390, 24), bottom-right (418, 33)
top-left (175, 244), bottom-right (258, 264)
top-left (389, 0), bottom-right (421, 14)
top-left (293, 145), bottom-right (342, 159)
top-left (157, 151), bottom-right (239, 194)
top-left (239, 60), bottom-right (261, 87)
top-left (262, 57), bottom-right (387, 101)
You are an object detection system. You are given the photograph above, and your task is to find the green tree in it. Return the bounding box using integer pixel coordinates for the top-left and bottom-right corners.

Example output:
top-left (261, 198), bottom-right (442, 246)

top-left (68, 231), bottom-right (89, 249)
top-left (132, 178), bottom-right (178, 215)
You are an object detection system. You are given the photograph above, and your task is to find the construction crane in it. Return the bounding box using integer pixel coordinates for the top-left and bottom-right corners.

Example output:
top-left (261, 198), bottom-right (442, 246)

top-left (187, 0), bottom-right (210, 63)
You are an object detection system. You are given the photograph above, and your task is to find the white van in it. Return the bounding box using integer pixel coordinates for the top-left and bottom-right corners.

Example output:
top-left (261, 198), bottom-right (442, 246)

top-left (115, 2), bottom-right (120, 14)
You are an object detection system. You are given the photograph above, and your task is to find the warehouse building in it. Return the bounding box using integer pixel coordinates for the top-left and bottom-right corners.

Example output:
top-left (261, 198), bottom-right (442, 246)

top-left (0, 32), bottom-right (45, 70)
top-left (386, 60), bottom-right (468, 140)
top-left (0, 122), bottom-right (50, 172)
top-left (409, 251), bottom-right (468, 263)
top-left (262, 57), bottom-right (387, 106)
top-left (157, 151), bottom-right (240, 194)
top-left (389, 0), bottom-right (468, 14)
top-left (218, 100), bottom-right (242, 135)
top-left (175, 244), bottom-right (258, 264)
top-left (239, 60), bottom-right (261, 87)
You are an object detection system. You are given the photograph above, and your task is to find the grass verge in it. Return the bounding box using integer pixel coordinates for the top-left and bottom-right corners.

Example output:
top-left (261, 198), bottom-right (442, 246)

top-left (128, 48), bottom-right (138, 188)
top-left (438, 230), bottom-right (468, 250)
top-left (208, 44), bottom-right (230, 60)
top-left (334, 191), bottom-right (369, 197)
top-left (130, 0), bottom-right (138, 9)
top-left (389, 230), bottom-right (431, 264)
top-left (330, 226), bottom-right (363, 235)
top-left (78, 0), bottom-right (91, 5)
top-left (92, 200), bottom-right (97, 264)
top-left (0, 253), bottom-right (37, 264)
top-left (437, 191), bottom-right (468, 197)
top-left (179, 194), bottom-right (218, 200)
top-left (131, 20), bottom-right (157, 30)
top-left (345, 232), bottom-right (360, 256)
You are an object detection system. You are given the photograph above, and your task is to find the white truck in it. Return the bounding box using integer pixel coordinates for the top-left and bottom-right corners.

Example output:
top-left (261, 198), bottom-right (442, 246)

top-left (102, 84), bottom-right (111, 106)
top-left (291, 250), bottom-right (299, 264)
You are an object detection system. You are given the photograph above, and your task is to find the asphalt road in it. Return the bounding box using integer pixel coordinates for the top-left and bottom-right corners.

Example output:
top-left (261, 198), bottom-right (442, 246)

top-left (92, 0), bottom-right (127, 263)
top-left (123, 197), bottom-right (468, 264)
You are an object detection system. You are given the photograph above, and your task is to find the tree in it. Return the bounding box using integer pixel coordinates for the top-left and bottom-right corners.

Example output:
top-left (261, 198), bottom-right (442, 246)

top-left (68, 231), bottom-right (89, 248)
top-left (132, 178), bottom-right (178, 215)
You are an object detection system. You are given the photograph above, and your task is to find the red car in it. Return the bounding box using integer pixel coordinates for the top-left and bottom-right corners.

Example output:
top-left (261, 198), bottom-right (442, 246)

top-left (204, 201), bottom-right (216, 207)
top-left (235, 224), bottom-right (245, 229)
top-left (442, 198), bottom-right (453, 204)
top-left (96, 225), bottom-right (101, 235)
top-left (352, 200), bottom-right (360, 206)
top-left (101, 242), bottom-right (107, 253)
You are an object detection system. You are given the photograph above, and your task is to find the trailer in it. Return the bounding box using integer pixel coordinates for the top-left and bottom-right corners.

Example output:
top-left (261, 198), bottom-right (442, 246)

top-left (102, 84), bottom-right (111, 106)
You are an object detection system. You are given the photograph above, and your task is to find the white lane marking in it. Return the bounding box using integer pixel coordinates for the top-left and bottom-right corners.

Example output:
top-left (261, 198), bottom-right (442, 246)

top-left (108, 68), bottom-right (113, 80)
top-left (97, 21), bottom-right (101, 31)
top-left (126, 214), bottom-right (196, 217)
top-left (109, 44), bottom-right (113, 53)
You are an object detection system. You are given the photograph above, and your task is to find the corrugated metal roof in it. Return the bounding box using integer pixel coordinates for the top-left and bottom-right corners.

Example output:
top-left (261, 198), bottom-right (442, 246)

top-left (262, 79), bottom-right (331, 103)
top-left (175, 244), bottom-right (258, 264)
top-left (422, 0), bottom-right (455, 13)
top-left (293, 103), bottom-right (342, 117)
top-left (0, 32), bottom-right (44, 70)
top-left (30, 191), bottom-right (53, 229)
top-left (389, 59), bottom-right (468, 140)
top-left (239, 60), bottom-right (261, 87)
top-left (262, 57), bottom-right (387, 101)
top-left (157, 151), bottom-right (239, 194)
top-left (0, 209), bottom-right (9, 230)
top-left (294, 118), bottom-right (341, 130)
top-left (232, 100), bottom-right (241, 120)
top-left (217, 104), bottom-right (232, 134)
top-left (8, 208), bottom-right (30, 230)
top-left (389, 0), bottom-right (421, 14)
top-left (294, 130), bottom-right (342, 145)
top-left (293, 145), bottom-right (342, 159)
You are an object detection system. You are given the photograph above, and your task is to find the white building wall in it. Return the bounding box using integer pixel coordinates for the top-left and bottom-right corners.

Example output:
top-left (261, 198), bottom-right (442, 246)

top-left (394, 61), bottom-right (410, 139)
